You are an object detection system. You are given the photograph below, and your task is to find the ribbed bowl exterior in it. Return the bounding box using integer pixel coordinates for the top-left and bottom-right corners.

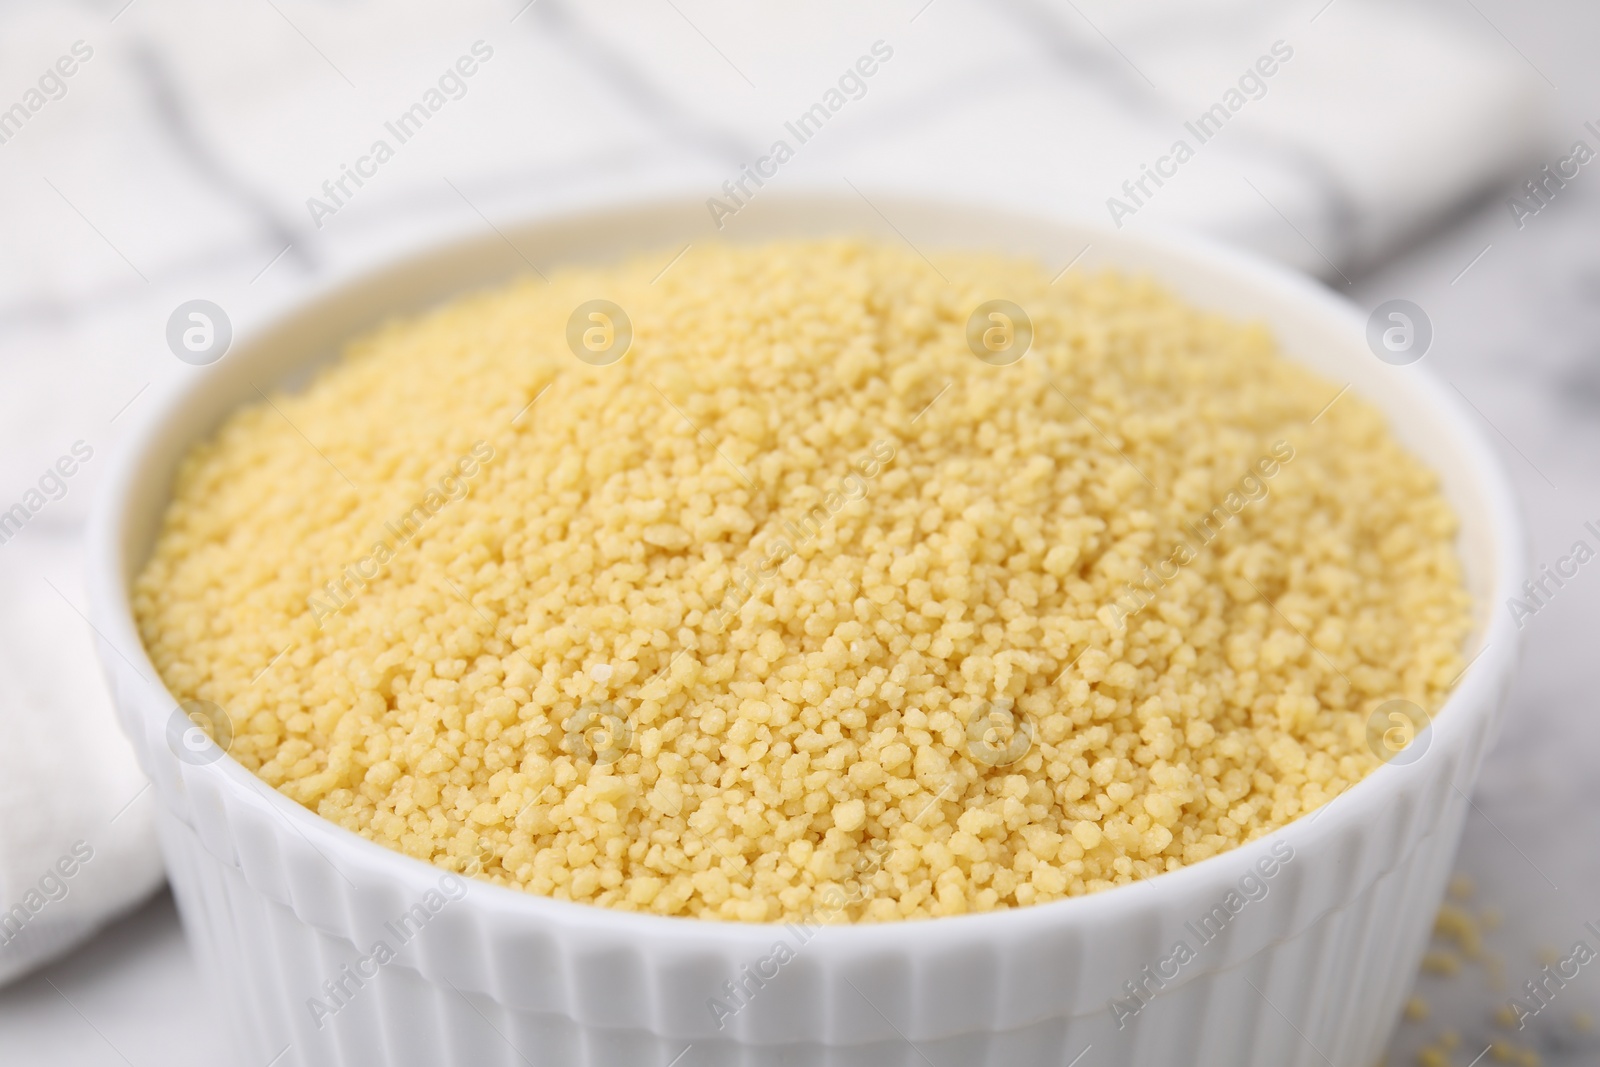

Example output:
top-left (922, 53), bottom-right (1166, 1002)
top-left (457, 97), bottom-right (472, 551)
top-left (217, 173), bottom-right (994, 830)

top-left (89, 194), bottom-right (1524, 1067)
top-left (111, 653), bottom-right (1506, 1067)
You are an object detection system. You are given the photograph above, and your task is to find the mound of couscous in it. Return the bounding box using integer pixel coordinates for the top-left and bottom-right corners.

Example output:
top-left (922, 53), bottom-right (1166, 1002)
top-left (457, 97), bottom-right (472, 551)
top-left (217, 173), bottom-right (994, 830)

top-left (134, 240), bottom-right (1471, 922)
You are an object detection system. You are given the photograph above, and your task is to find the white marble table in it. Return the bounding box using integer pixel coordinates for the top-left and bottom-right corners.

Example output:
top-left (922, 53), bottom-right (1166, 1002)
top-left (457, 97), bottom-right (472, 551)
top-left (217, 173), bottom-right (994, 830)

top-left (2, 0), bottom-right (1598, 1064)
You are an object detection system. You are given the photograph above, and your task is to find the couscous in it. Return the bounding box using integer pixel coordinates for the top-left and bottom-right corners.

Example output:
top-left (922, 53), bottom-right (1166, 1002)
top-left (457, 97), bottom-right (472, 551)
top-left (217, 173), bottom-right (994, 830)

top-left (134, 240), bottom-right (1472, 921)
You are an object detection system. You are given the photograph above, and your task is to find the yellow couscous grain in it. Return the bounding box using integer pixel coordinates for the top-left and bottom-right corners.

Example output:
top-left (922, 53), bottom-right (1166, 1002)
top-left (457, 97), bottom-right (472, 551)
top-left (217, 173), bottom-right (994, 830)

top-left (1423, 951), bottom-right (1464, 977)
top-left (133, 240), bottom-right (1472, 922)
top-left (1416, 1046), bottom-right (1449, 1067)
top-left (1436, 903), bottom-right (1484, 958)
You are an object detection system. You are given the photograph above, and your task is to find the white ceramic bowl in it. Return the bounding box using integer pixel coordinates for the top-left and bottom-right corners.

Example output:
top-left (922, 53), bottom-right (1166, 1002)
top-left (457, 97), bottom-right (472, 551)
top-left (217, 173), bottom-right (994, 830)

top-left (88, 194), bottom-right (1524, 1067)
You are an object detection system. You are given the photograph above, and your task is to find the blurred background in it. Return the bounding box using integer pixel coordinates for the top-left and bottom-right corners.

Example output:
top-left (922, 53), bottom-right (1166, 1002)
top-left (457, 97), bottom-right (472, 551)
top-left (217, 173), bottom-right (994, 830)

top-left (0, 0), bottom-right (1596, 1063)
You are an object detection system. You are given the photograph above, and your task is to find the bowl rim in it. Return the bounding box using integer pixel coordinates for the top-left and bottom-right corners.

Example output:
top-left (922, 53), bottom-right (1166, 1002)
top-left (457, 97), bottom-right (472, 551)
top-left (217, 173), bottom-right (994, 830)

top-left (86, 189), bottom-right (1526, 954)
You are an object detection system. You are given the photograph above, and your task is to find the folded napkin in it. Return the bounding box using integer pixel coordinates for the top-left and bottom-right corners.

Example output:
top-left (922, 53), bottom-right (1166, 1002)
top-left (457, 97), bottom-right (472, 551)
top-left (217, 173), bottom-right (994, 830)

top-left (0, 0), bottom-right (1553, 986)
top-left (0, 520), bottom-right (164, 987)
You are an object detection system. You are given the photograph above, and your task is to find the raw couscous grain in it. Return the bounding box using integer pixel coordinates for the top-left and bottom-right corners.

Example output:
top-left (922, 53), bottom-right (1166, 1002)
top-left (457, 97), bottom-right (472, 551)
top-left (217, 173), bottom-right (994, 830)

top-left (133, 239), bottom-right (1472, 922)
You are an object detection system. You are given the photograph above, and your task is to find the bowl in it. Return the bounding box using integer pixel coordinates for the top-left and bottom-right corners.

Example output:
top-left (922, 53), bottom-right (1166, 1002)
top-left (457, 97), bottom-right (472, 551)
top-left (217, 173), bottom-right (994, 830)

top-left (87, 192), bottom-right (1524, 1067)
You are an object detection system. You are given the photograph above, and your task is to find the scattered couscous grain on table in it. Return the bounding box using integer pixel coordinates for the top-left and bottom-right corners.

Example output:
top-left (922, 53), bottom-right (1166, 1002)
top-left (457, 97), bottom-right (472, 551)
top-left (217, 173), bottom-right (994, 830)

top-left (133, 240), bottom-right (1472, 922)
